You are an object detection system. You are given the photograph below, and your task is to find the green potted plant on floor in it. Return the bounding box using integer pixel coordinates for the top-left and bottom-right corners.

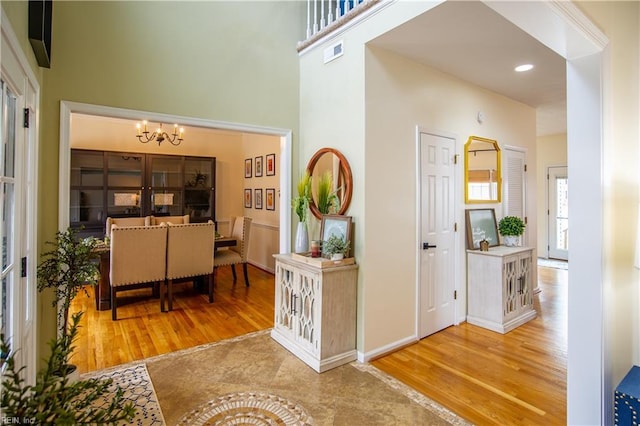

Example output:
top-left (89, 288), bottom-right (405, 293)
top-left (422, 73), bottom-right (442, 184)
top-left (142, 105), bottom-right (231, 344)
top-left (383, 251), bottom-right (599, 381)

top-left (322, 234), bottom-right (350, 260)
top-left (498, 216), bottom-right (526, 247)
top-left (0, 315), bottom-right (136, 423)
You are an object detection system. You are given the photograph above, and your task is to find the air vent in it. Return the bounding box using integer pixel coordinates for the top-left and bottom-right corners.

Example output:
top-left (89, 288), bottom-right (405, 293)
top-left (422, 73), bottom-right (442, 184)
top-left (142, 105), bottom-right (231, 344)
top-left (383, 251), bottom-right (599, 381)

top-left (324, 40), bottom-right (344, 64)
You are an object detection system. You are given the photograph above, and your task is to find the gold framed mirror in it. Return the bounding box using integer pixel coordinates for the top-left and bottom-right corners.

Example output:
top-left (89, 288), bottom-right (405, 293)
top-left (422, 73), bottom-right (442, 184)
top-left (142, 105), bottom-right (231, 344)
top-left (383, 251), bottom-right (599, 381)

top-left (464, 136), bottom-right (501, 203)
top-left (305, 147), bottom-right (353, 220)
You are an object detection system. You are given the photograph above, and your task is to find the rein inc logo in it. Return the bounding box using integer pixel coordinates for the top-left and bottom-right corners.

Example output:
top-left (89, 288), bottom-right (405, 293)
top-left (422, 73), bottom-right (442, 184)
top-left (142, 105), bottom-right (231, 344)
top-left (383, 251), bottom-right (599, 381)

top-left (1, 418), bottom-right (36, 425)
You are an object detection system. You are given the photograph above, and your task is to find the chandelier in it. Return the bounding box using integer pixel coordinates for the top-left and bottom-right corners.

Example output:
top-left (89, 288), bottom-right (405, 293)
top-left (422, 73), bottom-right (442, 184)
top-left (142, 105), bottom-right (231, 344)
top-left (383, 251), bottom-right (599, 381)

top-left (136, 120), bottom-right (184, 146)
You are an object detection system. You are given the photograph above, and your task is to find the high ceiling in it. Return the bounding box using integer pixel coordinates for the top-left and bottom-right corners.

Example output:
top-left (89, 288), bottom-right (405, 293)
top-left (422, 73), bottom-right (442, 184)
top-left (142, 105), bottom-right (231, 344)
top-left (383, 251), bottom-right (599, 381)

top-left (369, 1), bottom-right (567, 136)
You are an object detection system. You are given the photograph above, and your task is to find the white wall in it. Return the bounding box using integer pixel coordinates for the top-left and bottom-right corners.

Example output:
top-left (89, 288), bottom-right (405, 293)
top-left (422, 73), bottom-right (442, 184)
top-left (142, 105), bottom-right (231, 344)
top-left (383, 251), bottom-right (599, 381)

top-left (536, 133), bottom-right (567, 258)
top-left (364, 45), bottom-right (536, 352)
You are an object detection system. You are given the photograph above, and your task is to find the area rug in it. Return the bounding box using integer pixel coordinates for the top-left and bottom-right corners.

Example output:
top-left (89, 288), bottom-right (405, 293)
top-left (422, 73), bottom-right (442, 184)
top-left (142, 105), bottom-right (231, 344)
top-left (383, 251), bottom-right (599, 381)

top-left (142, 329), bottom-right (471, 425)
top-left (81, 363), bottom-right (165, 425)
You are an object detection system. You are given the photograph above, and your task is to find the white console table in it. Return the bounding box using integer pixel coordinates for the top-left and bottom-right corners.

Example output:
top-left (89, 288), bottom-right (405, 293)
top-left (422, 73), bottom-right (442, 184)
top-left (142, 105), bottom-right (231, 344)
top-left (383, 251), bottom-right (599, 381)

top-left (466, 246), bottom-right (536, 334)
top-left (271, 253), bottom-right (358, 373)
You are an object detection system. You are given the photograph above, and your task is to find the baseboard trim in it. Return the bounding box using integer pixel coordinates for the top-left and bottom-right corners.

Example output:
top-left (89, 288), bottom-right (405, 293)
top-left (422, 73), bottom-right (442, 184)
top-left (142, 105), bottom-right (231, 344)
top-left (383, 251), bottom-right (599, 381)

top-left (357, 334), bottom-right (419, 363)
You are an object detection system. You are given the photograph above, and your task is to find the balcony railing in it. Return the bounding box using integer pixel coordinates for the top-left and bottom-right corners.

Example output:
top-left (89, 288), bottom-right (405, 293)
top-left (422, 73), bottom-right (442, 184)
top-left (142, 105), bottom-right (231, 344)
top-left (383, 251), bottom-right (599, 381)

top-left (298, 0), bottom-right (381, 52)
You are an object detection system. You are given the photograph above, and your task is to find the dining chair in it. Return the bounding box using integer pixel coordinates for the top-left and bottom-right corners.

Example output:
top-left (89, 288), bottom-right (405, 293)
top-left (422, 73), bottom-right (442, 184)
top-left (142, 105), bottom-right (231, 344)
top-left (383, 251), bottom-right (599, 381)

top-left (149, 215), bottom-right (190, 225)
top-left (215, 216), bottom-right (252, 286)
top-left (163, 221), bottom-right (215, 312)
top-left (105, 216), bottom-right (148, 237)
top-left (109, 224), bottom-right (167, 320)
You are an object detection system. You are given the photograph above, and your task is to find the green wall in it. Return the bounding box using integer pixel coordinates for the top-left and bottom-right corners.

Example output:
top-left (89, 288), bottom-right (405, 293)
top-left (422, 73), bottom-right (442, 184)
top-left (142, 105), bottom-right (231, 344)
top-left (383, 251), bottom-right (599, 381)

top-left (32, 0), bottom-right (303, 358)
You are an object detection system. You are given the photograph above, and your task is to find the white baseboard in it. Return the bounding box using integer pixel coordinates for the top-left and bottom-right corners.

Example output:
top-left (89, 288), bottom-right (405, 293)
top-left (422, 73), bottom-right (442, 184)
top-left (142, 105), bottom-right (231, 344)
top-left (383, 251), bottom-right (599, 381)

top-left (357, 334), bottom-right (419, 363)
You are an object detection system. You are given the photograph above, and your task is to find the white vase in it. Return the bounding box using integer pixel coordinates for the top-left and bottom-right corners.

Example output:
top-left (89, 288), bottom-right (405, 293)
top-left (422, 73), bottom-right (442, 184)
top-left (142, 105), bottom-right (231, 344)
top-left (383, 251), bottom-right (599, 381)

top-left (503, 235), bottom-right (519, 247)
top-left (331, 253), bottom-right (344, 261)
top-left (295, 222), bottom-right (309, 253)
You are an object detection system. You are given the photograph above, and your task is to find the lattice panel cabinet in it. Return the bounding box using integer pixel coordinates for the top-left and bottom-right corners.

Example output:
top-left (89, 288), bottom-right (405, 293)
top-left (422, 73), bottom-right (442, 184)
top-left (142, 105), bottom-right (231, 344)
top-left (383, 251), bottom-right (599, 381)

top-left (272, 254), bottom-right (358, 373)
top-left (467, 246), bottom-right (536, 333)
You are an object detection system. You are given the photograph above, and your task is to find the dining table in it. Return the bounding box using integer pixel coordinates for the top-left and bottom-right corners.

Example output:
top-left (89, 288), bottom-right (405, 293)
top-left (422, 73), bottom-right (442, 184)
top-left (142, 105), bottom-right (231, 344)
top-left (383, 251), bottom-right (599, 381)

top-left (94, 236), bottom-right (237, 311)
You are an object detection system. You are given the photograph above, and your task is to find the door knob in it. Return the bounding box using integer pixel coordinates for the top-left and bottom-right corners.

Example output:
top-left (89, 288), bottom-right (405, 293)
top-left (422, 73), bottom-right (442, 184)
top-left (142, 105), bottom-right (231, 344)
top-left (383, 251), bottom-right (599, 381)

top-left (422, 242), bottom-right (437, 250)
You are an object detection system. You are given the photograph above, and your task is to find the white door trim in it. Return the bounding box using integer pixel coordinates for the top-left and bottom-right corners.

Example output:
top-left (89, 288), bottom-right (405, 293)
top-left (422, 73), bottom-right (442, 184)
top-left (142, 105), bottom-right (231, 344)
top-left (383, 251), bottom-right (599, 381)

top-left (0, 10), bottom-right (40, 384)
top-left (59, 101), bottom-right (292, 254)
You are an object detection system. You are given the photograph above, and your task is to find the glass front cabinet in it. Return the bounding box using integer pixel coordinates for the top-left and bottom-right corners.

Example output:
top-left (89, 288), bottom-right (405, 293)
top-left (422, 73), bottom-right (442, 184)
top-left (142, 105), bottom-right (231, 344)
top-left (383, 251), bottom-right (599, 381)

top-left (70, 149), bottom-right (216, 237)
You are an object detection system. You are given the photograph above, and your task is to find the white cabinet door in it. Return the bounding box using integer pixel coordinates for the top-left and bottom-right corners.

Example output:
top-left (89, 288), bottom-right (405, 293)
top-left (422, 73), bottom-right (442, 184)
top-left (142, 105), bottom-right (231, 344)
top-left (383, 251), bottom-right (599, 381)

top-left (274, 262), bottom-right (296, 340)
top-left (295, 269), bottom-right (320, 356)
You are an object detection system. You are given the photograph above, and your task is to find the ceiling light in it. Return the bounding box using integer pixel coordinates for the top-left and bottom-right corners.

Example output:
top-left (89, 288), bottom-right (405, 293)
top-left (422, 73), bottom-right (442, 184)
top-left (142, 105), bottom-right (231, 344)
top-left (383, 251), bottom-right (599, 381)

top-left (515, 64), bottom-right (534, 72)
top-left (136, 121), bottom-right (184, 146)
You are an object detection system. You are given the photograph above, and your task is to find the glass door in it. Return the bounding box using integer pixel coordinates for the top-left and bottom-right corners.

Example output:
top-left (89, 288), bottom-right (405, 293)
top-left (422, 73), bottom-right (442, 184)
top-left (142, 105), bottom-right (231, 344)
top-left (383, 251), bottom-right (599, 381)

top-left (548, 166), bottom-right (568, 260)
top-left (147, 155), bottom-right (183, 217)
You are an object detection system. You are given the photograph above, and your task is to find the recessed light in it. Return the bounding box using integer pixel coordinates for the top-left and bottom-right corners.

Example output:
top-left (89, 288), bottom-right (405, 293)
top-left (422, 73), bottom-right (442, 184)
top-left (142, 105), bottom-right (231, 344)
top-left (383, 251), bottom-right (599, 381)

top-left (515, 64), bottom-right (534, 72)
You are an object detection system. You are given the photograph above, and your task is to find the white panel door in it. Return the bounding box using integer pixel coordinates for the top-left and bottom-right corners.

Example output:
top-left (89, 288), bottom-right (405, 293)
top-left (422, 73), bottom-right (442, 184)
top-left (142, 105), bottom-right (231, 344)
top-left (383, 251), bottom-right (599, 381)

top-left (503, 147), bottom-right (527, 243)
top-left (419, 132), bottom-right (455, 338)
top-left (548, 166), bottom-right (568, 260)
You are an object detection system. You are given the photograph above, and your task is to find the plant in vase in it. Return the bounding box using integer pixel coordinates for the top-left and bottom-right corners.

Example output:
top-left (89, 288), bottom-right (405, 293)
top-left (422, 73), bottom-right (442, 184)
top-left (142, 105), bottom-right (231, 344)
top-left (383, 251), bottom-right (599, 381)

top-left (316, 171), bottom-right (341, 215)
top-left (291, 172), bottom-right (312, 252)
top-left (322, 234), bottom-right (350, 260)
top-left (498, 216), bottom-right (526, 247)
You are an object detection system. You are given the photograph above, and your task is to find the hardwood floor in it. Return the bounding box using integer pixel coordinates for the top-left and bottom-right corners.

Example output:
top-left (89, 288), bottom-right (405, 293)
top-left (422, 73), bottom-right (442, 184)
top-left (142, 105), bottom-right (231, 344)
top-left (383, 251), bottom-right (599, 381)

top-left (372, 266), bottom-right (567, 425)
top-left (71, 262), bottom-right (567, 425)
top-left (70, 264), bottom-right (275, 373)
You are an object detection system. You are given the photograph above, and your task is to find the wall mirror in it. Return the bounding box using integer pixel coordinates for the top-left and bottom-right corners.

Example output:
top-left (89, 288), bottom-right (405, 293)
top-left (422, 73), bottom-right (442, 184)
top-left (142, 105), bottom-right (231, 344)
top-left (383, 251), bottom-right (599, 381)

top-left (306, 147), bottom-right (353, 220)
top-left (464, 136), bottom-right (501, 203)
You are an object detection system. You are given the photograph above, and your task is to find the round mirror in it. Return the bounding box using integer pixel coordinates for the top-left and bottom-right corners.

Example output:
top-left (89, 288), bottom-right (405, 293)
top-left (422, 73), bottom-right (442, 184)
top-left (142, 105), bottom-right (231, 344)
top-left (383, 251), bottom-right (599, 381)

top-left (306, 148), bottom-right (353, 220)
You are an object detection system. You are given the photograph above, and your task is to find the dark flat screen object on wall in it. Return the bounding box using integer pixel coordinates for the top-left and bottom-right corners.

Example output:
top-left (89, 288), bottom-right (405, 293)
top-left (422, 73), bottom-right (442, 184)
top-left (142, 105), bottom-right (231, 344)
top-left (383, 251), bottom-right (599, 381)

top-left (28, 0), bottom-right (53, 68)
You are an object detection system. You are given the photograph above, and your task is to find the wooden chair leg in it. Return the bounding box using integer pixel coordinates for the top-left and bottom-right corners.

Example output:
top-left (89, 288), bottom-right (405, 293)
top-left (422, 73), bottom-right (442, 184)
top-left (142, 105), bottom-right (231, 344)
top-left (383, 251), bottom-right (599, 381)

top-left (208, 273), bottom-right (214, 303)
top-left (231, 265), bottom-right (237, 282)
top-left (111, 286), bottom-right (117, 321)
top-left (242, 263), bottom-right (250, 287)
top-left (161, 280), bottom-right (166, 312)
top-left (168, 279), bottom-right (174, 311)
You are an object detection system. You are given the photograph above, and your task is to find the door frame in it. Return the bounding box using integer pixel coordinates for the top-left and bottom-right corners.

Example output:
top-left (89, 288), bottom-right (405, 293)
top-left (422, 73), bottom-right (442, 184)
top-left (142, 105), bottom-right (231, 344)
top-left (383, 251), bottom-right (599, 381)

top-left (0, 11), bottom-right (40, 383)
top-left (415, 126), bottom-right (461, 338)
top-left (58, 101), bottom-right (292, 254)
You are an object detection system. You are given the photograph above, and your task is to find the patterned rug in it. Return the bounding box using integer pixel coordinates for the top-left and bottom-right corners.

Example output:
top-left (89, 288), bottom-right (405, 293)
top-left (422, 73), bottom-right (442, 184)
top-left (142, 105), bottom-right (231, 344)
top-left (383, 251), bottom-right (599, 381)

top-left (81, 363), bottom-right (165, 425)
top-left (177, 391), bottom-right (314, 425)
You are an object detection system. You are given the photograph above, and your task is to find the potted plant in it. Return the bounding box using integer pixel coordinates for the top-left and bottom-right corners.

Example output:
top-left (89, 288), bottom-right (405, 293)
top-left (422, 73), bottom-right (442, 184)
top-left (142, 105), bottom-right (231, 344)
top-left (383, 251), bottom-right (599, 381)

top-left (322, 234), bottom-right (350, 260)
top-left (498, 216), bottom-right (526, 247)
top-left (0, 315), bottom-right (136, 422)
top-left (291, 172), bottom-right (312, 252)
top-left (37, 227), bottom-right (100, 378)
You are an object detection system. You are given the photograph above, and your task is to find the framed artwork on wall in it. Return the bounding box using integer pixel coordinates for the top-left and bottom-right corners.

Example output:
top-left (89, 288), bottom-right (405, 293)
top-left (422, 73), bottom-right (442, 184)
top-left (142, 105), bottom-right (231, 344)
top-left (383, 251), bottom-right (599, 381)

top-left (255, 156), bottom-right (263, 177)
top-left (320, 215), bottom-right (352, 257)
top-left (244, 158), bottom-right (252, 178)
top-left (254, 188), bottom-right (263, 209)
top-left (465, 208), bottom-right (499, 249)
top-left (266, 153), bottom-right (276, 176)
top-left (266, 188), bottom-right (275, 211)
top-left (244, 189), bottom-right (252, 208)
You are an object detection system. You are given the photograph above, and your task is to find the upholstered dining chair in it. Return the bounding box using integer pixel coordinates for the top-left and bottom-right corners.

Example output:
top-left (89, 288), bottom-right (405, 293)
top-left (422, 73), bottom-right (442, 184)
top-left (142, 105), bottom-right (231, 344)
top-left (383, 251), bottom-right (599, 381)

top-left (110, 224), bottom-right (167, 320)
top-left (215, 216), bottom-right (252, 286)
top-left (105, 216), bottom-right (148, 237)
top-left (149, 215), bottom-right (190, 226)
top-left (163, 221), bottom-right (215, 312)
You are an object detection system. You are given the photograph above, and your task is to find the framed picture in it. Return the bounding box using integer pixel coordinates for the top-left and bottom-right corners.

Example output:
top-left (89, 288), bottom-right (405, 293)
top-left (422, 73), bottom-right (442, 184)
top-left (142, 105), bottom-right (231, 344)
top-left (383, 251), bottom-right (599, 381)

top-left (244, 188), bottom-right (252, 208)
top-left (255, 156), bottom-right (263, 177)
top-left (244, 158), bottom-right (252, 178)
top-left (254, 188), bottom-right (263, 209)
top-left (266, 153), bottom-right (276, 176)
top-left (320, 215), bottom-right (352, 257)
top-left (465, 208), bottom-right (499, 249)
top-left (266, 188), bottom-right (275, 211)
